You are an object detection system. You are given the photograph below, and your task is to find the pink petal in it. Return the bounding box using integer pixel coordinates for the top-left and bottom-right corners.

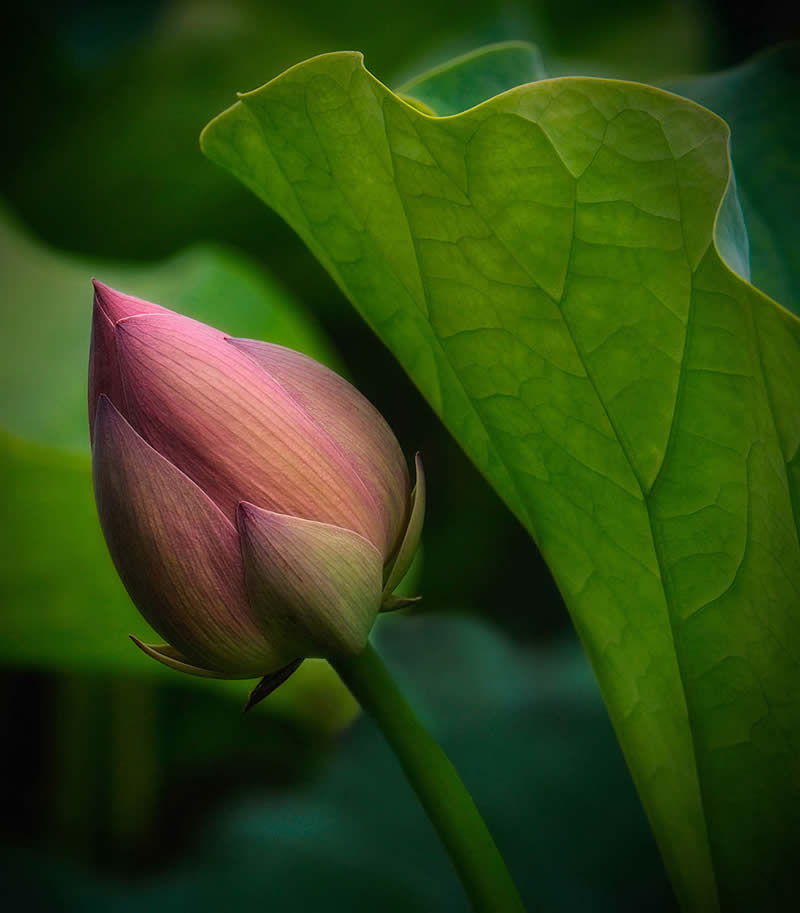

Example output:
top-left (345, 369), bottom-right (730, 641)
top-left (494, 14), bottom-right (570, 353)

top-left (230, 338), bottom-right (410, 558)
top-left (114, 313), bottom-right (384, 549)
top-left (89, 281), bottom-right (175, 439)
top-left (92, 280), bottom-right (172, 323)
top-left (238, 502), bottom-right (383, 659)
top-left (92, 395), bottom-right (291, 676)
top-left (89, 299), bottom-right (122, 439)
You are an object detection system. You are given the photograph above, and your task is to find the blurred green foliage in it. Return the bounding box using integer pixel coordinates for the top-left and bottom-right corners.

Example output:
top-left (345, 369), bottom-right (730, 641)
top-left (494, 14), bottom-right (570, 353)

top-left (2, 615), bottom-right (677, 912)
top-left (0, 0), bottom-right (724, 274)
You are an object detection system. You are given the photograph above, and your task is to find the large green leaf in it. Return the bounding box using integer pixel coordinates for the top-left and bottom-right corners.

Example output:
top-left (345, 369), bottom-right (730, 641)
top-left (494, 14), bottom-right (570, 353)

top-left (0, 209), bottom-right (354, 729)
top-left (202, 51), bottom-right (800, 909)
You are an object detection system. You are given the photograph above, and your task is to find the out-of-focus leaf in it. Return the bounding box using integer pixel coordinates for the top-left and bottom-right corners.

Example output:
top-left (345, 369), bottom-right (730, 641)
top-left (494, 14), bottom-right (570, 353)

top-left (0, 615), bottom-right (676, 912)
top-left (664, 44), bottom-right (800, 316)
top-left (203, 49), bottom-right (800, 909)
top-left (1, 0), bottom-right (721, 281)
top-left (397, 41), bottom-right (545, 116)
top-left (541, 0), bottom-right (710, 82)
top-left (1, 0), bottom-right (540, 263)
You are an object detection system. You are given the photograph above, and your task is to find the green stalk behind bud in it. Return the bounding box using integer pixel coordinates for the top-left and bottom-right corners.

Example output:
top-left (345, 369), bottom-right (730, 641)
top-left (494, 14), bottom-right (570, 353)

top-left (330, 641), bottom-right (527, 913)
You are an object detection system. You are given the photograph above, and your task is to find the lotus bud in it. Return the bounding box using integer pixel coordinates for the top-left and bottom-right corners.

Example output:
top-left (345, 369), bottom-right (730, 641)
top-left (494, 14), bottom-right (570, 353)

top-left (89, 281), bottom-right (424, 703)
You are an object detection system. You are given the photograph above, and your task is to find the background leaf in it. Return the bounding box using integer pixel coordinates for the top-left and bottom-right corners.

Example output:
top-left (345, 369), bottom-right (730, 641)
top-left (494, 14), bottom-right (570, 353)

top-left (203, 50), bottom-right (800, 909)
top-left (1, 614), bottom-right (676, 913)
top-left (664, 45), bottom-right (800, 316)
top-left (397, 41), bottom-right (546, 116)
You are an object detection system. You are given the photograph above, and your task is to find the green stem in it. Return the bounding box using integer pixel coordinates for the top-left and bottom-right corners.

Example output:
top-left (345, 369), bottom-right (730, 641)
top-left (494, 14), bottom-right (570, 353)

top-left (329, 641), bottom-right (526, 913)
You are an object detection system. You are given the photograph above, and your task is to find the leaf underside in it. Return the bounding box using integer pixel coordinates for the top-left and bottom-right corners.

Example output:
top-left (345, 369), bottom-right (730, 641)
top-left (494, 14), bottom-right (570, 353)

top-left (202, 49), bottom-right (800, 910)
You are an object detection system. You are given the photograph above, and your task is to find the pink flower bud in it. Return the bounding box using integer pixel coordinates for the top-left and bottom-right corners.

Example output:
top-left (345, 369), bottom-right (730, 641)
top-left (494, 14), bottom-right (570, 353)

top-left (89, 281), bottom-right (424, 694)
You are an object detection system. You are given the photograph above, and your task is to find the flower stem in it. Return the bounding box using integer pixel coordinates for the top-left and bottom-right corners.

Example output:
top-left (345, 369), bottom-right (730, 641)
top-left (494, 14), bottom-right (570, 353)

top-left (329, 641), bottom-right (527, 913)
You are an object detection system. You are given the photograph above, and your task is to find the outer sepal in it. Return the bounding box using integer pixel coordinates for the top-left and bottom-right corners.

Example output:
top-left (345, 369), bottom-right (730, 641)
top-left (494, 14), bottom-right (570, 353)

top-left (129, 637), bottom-right (255, 678)
top-left (129, 638), bottom-right (303, 708)
top-left (238, 503), bottom-right (383, 659)
top-left (380, 595), bottom-right (422, 612)
top-left (382, 453), bottom-right (425, 604)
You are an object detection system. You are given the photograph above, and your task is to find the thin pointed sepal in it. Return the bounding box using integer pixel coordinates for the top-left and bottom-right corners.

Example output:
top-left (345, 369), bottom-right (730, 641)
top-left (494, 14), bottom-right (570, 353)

top-left (382, 453), bottom-right (425, 598)
top-left (380, 595), bottom-right (422, 613)
top-left (129, 636), bottom-right (253, 679)
top-left (242, 659), bottom-right (304, 712)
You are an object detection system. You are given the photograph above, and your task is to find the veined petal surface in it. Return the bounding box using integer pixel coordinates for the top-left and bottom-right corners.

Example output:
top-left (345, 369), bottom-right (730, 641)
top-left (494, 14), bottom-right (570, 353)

top-left (89, 281), bottom-right (181, 437)
top-left (229, 337), bottom-right (409, 557)
top-left (92, 280), bottom-right (172, 323)
top-left (114, 313), bottom-right (384, 549)
top-left (92, 395), bottom-right (288, 675)
top-left (238, 503), bottom-right (383, 659)
top-left (89, 300), bottom-right (123, 438)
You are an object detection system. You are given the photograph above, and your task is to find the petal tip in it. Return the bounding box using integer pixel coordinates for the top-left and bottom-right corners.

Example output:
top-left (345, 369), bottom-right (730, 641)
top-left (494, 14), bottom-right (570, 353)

top-left (236, 500), bottom-right (261, 532)
top-left (92, 393), bottom-right (131, 446)
top-left (92, 393), bottom-right (118, 438)
top-left (92, 280), bottom-right (168, 324)
top-left (92, 279), bottom-right (122, 322)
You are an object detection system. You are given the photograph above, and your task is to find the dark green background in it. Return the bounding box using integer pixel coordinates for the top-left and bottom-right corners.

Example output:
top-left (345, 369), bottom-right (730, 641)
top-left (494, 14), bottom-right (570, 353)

top-left (1, 2), bottom-right (795, 910)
